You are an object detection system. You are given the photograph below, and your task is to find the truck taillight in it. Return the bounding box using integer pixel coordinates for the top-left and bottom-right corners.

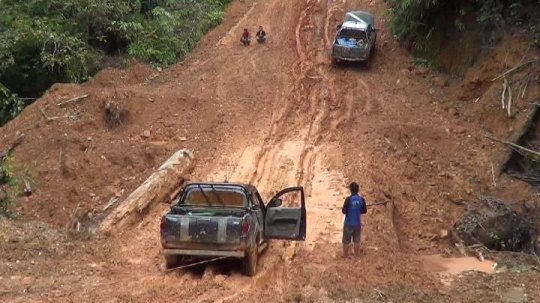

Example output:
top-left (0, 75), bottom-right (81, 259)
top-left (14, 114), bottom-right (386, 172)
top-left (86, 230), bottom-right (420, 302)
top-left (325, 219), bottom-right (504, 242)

top-left (241, 219), bottom-right (250, 235)
top-left (160, 217), bottom-right (166, 233)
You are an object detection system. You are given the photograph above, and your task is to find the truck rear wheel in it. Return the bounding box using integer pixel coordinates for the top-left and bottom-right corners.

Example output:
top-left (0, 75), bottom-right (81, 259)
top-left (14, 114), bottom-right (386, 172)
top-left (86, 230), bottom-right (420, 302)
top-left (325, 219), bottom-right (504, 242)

top-left (365, 55), bottom-right (371, 69)
top-left (164, 254), bottom-right (180, 269)
top-left (241, 244), bottom-right (258, 276)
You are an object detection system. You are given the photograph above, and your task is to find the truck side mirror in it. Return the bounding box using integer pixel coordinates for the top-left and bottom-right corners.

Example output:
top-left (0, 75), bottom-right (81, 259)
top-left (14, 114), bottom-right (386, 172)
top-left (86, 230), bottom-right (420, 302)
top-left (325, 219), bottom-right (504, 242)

top-left (268, 198), bottom-right (283, 208)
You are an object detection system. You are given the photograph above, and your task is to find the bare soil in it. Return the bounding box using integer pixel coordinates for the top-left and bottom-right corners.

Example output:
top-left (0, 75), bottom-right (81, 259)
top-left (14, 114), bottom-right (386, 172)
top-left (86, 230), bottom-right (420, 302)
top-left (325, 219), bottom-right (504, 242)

top-left (2, 0), bottom-right (540, 302)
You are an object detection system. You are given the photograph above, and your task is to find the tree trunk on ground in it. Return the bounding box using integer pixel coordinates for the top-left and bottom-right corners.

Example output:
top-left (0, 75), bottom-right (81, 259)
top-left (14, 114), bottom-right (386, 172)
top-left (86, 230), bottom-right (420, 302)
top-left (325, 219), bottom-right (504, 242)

top-left (100, 149), bottom-right (195, 234)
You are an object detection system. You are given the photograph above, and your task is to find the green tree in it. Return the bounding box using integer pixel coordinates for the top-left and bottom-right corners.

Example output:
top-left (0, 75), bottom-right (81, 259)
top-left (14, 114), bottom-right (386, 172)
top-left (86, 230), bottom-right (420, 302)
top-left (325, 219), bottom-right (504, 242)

top-left (0, 0), bottom-right (231, 125)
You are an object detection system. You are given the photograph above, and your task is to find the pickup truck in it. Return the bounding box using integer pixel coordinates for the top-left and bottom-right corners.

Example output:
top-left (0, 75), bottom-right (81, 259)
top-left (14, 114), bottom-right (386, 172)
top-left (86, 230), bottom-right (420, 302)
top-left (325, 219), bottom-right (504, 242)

top-left (331, 11), bottom-right (378, 66)
top-left (160, 182), bottom-right (306, 276)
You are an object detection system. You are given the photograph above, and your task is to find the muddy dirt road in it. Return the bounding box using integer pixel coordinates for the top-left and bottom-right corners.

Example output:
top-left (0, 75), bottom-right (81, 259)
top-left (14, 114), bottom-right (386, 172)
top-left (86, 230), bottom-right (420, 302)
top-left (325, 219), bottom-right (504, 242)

top-left (97, 0), bottom-right (427, 300)
top-left (2, 0), bottom-right (540, 302)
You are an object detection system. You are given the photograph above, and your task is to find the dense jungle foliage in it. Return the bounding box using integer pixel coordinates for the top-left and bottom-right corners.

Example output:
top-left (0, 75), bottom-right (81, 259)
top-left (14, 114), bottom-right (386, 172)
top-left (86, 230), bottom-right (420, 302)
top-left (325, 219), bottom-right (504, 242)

top-left (384, 0), bottom-right (540, 52)
top-left (0, 0), bottom-right (230, 125)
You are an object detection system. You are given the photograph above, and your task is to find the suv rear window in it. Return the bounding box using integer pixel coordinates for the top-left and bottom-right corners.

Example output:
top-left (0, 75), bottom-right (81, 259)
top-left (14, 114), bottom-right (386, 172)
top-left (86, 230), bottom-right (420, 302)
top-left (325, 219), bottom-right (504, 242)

top-left (338, 28), bottom-right (366, 40)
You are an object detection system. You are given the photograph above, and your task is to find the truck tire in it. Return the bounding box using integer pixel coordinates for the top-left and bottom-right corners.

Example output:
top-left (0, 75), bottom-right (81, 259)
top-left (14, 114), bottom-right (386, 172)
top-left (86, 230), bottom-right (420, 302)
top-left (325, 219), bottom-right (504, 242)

top-left (365, 55), bottom-right (371, 69)
top-left (241, 244), bottom-right (258, 277)
top-left (164, 254), bottom-right (180, 269)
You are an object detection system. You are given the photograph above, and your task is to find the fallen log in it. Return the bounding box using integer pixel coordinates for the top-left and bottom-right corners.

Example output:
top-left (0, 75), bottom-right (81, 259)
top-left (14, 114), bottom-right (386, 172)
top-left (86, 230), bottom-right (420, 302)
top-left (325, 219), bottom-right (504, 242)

top-left (101, 149), bottom-right (195, 234)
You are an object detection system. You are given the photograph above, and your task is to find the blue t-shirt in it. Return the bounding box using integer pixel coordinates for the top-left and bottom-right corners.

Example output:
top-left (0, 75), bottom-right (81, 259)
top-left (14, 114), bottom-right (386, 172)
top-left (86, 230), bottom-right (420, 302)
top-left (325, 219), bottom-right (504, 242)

top-left (342, 194), bottom-right (366, 226)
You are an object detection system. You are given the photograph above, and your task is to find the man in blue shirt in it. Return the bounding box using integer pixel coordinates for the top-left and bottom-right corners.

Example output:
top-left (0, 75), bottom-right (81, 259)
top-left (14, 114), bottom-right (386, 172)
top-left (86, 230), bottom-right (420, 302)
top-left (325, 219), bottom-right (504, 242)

top-left (341, 182), bottom-right (367, 258)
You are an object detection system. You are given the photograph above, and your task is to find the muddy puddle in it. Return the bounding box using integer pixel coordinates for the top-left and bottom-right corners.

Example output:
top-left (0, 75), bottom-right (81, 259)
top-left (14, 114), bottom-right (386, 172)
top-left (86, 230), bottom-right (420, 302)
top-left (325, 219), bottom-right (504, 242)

top-left (423, 255), bottom-right (496, 286)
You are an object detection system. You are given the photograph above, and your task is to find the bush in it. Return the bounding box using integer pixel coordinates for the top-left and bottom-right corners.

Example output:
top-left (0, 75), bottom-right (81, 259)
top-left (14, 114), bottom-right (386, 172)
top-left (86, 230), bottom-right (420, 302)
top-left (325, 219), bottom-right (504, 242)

top-left (0, 153), bottom-right (35, 218)
top-left (0, 84), bottom-right (24, 126)
top-left (0, 156), bottom-right (21, 218)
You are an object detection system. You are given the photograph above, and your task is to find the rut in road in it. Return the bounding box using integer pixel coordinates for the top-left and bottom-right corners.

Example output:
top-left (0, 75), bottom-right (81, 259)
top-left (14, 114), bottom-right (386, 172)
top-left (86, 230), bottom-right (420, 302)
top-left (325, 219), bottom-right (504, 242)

top-left (246, 0), bottom-right (344, 190)
top-left (112, 0), bottom-right (401, 301)
top-left (200, 0), bottom-right (380, 294)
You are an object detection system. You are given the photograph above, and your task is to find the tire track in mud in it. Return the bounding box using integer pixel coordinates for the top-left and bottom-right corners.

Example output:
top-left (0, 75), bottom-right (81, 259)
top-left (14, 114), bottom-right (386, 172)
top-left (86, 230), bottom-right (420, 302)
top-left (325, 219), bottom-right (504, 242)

top-left (216, 2), bottom-right (258, 47)
top-left (260, 1), bottom-right (398, 296)
top-left (244, 0), bottom-right (348, 242)
top-left (356, 77), bottom-right (382, 114)
top-left (244, 0), bottom-right (317, 187)
top-left (266, 0), bottom-right (316, 141)
top-left (202, 7), bottom-right (329, 296)
top-left (181, 0), bottom-right (375, 300)
top-left (296, 145), bottom-right (316, 196)
top-left (194, 0), bottom-right (380, 283)
top-left (120, 2), bottom-right (326, 299)
top-left (244, 0), bottom-right (348, 277)
top-left (240, 0), bottom-right (317, 185)
top-left (203, 2), bottom-right (342, 293)
top-left (269, 0), bottom-right (342, 142)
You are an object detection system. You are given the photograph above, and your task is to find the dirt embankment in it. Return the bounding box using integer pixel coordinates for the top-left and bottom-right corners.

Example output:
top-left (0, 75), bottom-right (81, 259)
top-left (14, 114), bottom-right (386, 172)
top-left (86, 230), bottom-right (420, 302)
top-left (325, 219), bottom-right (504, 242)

top-left (1, 0), bottom-right (540, 302)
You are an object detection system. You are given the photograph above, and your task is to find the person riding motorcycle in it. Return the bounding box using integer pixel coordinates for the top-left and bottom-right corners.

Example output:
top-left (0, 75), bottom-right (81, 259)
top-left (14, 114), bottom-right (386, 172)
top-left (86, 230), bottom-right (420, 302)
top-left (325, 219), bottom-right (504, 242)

top-left (240, 28), bottom-right (251, 46)
top-left (256, 26), bottom-right (266, 43)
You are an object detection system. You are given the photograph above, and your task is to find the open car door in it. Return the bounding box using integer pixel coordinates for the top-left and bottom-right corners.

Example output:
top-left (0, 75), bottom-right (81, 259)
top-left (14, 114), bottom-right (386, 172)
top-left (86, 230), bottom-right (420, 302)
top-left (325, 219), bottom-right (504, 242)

top-left (264, 186), bottom-right (306, 241)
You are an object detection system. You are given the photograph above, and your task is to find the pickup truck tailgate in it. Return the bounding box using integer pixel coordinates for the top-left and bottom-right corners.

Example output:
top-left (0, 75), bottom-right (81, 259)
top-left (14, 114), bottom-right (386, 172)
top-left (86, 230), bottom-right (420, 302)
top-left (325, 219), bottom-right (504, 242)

top-left (163, 215), bottom-right (243, 245)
